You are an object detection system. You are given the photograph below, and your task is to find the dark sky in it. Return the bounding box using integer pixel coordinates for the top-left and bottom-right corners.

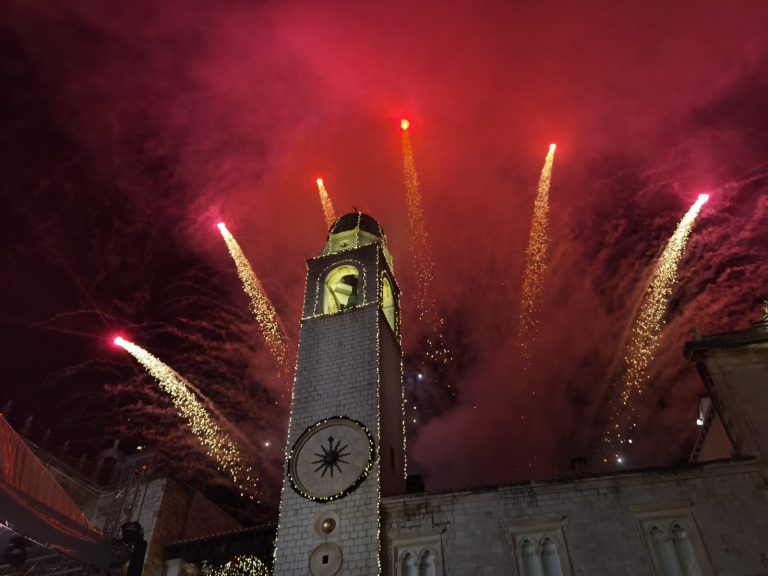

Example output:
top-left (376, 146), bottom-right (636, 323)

top-left (2, 0), bottom-right (767, 517)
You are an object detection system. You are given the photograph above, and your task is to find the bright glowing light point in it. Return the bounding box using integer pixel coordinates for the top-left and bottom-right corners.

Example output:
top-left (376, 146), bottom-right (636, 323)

top-left (217, 222), bottom-right (227, 233)
top-left (616, 456), bottom-right (624, 464)
top-left (316, 177), bottom-right (323, 186)
top-left (400, 118), bottom-right (410, 131)
top-left (113, 336), bottom-right (125, 346)
top-left (549, 143), bottom-right (557, 152)
top-left (698, 193), bottom-right (710, 203)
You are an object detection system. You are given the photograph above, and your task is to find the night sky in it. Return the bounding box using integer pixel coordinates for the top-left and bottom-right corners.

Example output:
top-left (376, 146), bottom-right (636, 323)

top-left (2, 1), bottom-right (767, 519)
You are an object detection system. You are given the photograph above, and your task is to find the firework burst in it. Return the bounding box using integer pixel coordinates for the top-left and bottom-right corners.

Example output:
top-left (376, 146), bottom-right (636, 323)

top-left (605, 194), bottom-right (709, 457)
top-left (217, 223), bottom-right (289, 372)
top-left (315, 178), bottom-right (337, 230)
top-left (401, 119), bottom-right (451, 364)
top-left (113, 336), bottom-right (259, 498)
top-left (516, 144), bottom-right (557, 367)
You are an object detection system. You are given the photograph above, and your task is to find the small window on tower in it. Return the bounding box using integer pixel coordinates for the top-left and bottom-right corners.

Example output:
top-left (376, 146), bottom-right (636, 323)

top-left (323, 265), bottom-right (360, 314)
top-left (381, 275), bottom-right (397, 334)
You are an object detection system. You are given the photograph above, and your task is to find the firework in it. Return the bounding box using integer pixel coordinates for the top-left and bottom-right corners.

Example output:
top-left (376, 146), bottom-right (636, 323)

top-left (217, 223), bottom-right (289, 371)
top-left (605, 193), bottom-right (709, 456)
top-left (316, 178), bottom-right (337, 229)
top-left (113, 336), bottom-right (258, 498)
top-left (515, 144), bottom-right (557, 367)
top-left (401, 119), bottom-right (451, 364)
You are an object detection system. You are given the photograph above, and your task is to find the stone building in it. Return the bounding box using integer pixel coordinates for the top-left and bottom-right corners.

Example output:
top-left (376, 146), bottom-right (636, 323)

top-left (252, 212), bottom-right (768, 576)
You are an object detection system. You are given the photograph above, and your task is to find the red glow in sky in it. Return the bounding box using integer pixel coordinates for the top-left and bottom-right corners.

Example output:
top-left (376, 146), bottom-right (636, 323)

top-left (1, 0), bottom-right (766, 502)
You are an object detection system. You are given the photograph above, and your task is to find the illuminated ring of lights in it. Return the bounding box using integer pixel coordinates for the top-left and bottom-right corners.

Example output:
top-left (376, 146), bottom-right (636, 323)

top-left (287, 416), bottom-right (375, 502)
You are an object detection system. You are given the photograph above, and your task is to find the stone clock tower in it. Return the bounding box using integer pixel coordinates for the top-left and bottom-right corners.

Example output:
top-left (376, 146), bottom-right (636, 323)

top-left (274, 213), bottom-right (406, 575)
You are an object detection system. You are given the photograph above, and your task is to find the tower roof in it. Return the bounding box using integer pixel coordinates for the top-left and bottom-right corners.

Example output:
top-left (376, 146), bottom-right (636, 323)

top-left (330, 212), bottom-right (384, 237)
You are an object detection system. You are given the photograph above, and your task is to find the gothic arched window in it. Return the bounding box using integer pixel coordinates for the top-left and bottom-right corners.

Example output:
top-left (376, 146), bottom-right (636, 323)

top-left (672, 523), bottom-right (702, 576)
top-left (418, 549), bottom-right (437, 576)
top-left (650, 526), bottom-right (683, 576)
top-left (521, 539), bottom-right (544, 576)
top-left (381, 274), bottom-right (397, 334)
top-left (323, 265), bottom-right (360, 314)
top-left (399, 551), bottom-right (417, 576)
top-left (541, 537), bottom-right (564, 576)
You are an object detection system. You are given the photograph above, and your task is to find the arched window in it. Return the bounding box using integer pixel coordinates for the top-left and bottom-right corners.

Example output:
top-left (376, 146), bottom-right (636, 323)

top-left (323, 265), bottom-right (360, 314)
top-left (671, 524), bottom-right (702, 576)
top-left (381, 274), bottom-right (397, 334)
top-left (521, 540), bottom-right (544, 576)
top-left (400, 551), bottom-right (417, 576)
top-left (541, 537), bottom-right (564, 576)
top-left (418, 549), bottom-right (436, 576)
top-left (650, 526), bottom-right (683, 576)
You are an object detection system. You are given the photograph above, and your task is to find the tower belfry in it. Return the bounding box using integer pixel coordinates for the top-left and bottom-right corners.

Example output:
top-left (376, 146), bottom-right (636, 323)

top-left (274, 212), bottom-right (405, 575)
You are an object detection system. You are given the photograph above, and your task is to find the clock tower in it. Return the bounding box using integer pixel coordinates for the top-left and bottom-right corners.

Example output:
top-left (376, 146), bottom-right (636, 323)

top-left (274, 213), bottom-right (406, 575)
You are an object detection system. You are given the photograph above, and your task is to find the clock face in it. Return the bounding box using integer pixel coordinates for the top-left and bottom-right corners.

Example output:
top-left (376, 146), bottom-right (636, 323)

top-left (288, 417), bottom-right (375, 501)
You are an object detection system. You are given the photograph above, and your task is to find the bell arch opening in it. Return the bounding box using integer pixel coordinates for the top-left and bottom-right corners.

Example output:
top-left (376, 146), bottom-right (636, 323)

top-left (323, 265), bottom-right (360, 314)
top-left (381, 274), bottom-right (397, 334)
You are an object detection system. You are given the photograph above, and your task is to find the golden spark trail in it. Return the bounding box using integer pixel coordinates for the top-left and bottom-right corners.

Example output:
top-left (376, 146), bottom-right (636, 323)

top-left (401, 119), bottom-right (451, 364)
top-left (316, 178), bottom-right (337, 229)
top-left (113, 337), bottom-right (258, 498)
top-left (605, 194), bottom-right (709, 459)
top-left (516, 144), bottom-right (556, 367)
top-left (217, 223), bottom-right (289, 371)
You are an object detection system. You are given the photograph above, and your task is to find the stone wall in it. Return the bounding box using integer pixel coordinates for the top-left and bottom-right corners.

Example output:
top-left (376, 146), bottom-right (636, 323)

top-left (383, 459), bottom-right (768, 575)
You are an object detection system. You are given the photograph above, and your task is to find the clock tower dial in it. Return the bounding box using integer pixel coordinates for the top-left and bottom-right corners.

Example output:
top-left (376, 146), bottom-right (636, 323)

top-left (288, 417), bottom-right (375, 501)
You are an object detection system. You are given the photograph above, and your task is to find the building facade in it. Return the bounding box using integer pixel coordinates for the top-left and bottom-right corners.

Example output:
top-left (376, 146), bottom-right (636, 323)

top-left (261, 212), bottom-right (768, 576)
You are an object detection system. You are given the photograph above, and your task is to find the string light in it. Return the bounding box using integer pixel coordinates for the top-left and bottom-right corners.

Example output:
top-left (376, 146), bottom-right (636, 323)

top-left (203, 555), bottom-right (270, 576)
top-left (401, 119), bottom-right (451, 364)
top-left (113, 337), bottom-right (258, 498)
top-left (316, 178), bottom-right (337, 230)
top-left (516, 144), bottom-right (556, 367)
top-left (217, 223), bottom-right (289, 372)
top-left (605, 193), bottom-right (709, 453)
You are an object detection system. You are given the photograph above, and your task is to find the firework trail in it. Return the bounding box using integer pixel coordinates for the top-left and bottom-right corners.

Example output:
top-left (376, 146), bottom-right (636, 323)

top-left (401, 119), bottom-right (451, 364)
top-left (316, 178), bottom-right (337, 229)
top-left (217, 223), bottom-right (289, 372)
top-left (113, 336), bottom-right (259, 498)
top-left (604, 194), bottom-right (709, 459)
top-left (515, 144), bottom-right (557, 368)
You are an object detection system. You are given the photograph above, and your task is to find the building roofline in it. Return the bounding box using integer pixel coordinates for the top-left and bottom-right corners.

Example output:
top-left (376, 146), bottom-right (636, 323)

top-left (386, 457), bottom-right (757, 504)
top-left (684, 321), bottom-right (768, 359)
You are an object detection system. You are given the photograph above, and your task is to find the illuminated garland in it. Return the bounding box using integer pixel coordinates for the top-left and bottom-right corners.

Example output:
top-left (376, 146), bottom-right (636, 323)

top-left (202, 555), bottom-right (270, 576)
top-left (285, 416), bottom-right (376, 502)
